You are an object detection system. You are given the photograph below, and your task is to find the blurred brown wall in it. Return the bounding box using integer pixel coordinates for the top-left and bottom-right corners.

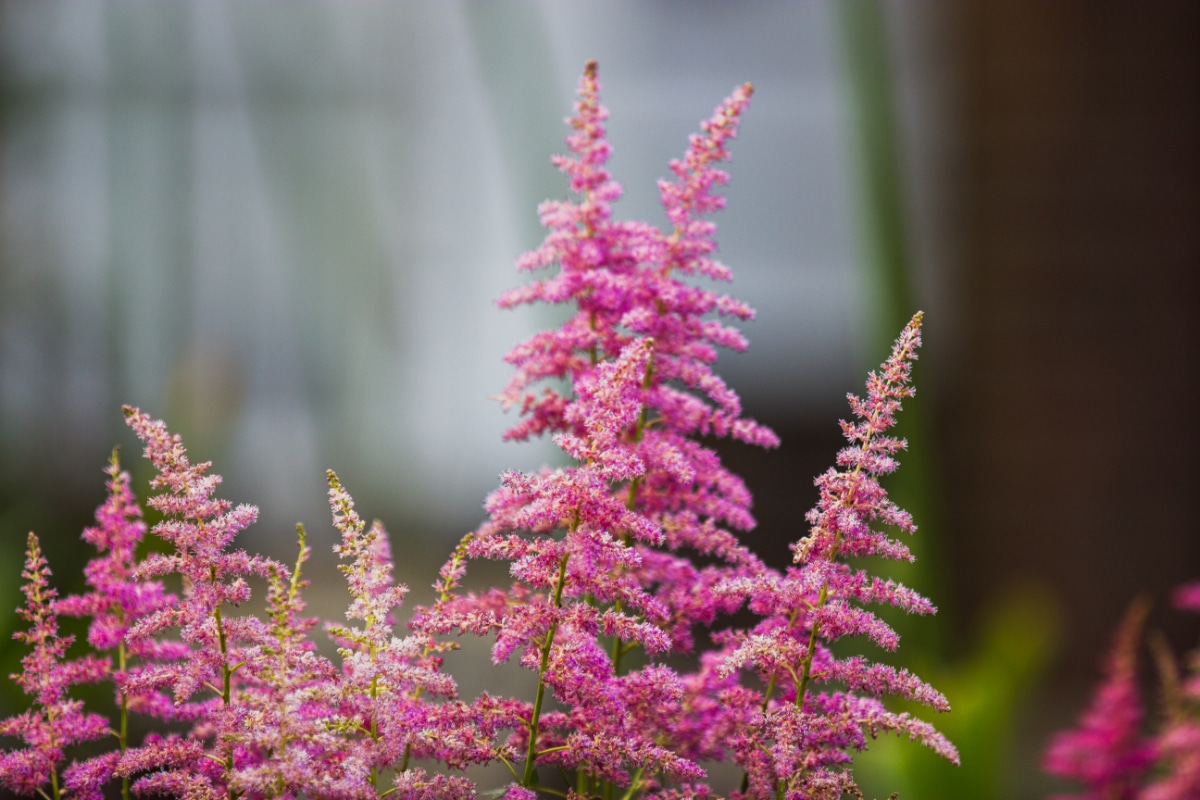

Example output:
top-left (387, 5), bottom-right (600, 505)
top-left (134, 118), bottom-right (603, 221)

top-left (946, 1), bottom-right (1199, 677)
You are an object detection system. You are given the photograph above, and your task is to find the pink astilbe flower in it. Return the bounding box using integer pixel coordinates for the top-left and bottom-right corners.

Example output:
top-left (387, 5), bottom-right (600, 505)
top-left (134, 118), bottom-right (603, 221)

top-left (418, 60), bottom-right (790, 797)
top-left (1043, 598), bottom-right (1154, 799)
top-left (715, 313), bottom-right (957, 798)
top-left (492, 59), bottom-right (776, 672)
top-left (0, 533), bottom-right (110, 798)
top-left (55, 450), bottom-right (183, 799)
top-left (1042, 581), bottom-right (1200, 800)
top-left (119, 406), bottom-right (282, 796)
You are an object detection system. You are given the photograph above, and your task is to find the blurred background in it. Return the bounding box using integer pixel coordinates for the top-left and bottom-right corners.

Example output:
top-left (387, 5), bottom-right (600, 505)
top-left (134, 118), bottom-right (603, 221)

top-left (0, 2), bottom-right (1196, 797)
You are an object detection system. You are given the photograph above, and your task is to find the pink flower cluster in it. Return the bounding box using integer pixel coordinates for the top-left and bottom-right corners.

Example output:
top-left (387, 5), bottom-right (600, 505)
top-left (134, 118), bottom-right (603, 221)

top-left (0, 62), bottom-right (954, 799)
top-left (1044, 584), bottom-right (1200, 799)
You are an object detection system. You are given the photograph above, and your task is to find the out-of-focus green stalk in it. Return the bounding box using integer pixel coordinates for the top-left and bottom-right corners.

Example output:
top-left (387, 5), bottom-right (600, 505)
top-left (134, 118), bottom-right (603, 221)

top-left (836, 0), bottom-right (947, 654)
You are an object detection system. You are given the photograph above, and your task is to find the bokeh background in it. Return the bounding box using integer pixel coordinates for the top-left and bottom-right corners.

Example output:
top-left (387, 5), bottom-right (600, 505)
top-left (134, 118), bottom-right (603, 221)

top-left (0, 2), bottom-right (1196, 797)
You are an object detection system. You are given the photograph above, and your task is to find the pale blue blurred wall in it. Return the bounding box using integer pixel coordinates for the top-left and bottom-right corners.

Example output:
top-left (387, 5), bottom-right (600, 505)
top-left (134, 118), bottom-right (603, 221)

top-left (0, 2), bottom-right (946, 548)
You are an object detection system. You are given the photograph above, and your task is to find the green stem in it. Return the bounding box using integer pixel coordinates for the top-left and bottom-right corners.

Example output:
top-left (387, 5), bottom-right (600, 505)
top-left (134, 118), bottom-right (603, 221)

top-left (794, 585), bottom-right (829, 707)
top-left (118, 634), bottom-right (130, 800)
top-left (610, 354), bottom-right (655, 677)
top-left (617, 767), bottom-right (646, 800)
top-left (522, 550), bottom-right (571, 787)
top-left (212, 591), bottom-right (236, 800)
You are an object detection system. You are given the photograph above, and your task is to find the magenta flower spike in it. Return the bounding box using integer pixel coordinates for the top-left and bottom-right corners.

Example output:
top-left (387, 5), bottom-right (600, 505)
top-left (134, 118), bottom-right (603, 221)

top-left (118, 406), bottom-right (281, 796)
top-left (416, 60), bottom-right (790, 797)
top-left (492, 59), bottom-right (777, 653)
top-left (223, 527), bottom-right (351, 799)
top-left (1043, 598), bottom-right (1154, 799)
top-left (55, 450), bottom-right (184, 799)
top-left (714, 313), bottom-right (957, 798)
top-left (0, 533), bottom-right (110, 799)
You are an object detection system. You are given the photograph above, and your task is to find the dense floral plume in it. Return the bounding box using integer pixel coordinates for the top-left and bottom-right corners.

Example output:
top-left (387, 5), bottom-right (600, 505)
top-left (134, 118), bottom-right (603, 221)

top-left (54, 450), bottom-right (183, 799)
top-left (117, 405), bottom-right (284, 797)
top-left (1044, 584), bottom-right (1200, 800)
top-left (324, 470), bottom-right (494, 800)
top-left (711, 312), bottom-right (958, 798)
top-left (1043, 598), bottom-right (1154, 799)
top-left (493, 60), bottom-right (776, 657)
top-left (221, 526), bottom-right (348, 799)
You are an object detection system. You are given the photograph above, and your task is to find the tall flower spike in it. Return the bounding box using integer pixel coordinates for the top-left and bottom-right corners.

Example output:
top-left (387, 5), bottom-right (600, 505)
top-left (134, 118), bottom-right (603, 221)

top-left (496, 61), bottom-right (776, 659)
top-left (224, 526), bottom-right (348, 799)
top-left (0, 533), bottom-right (110, 799)
top-left (497, 60), bottom-right (661, 443)
top-left (420, 62), bottom-right (783, 797)
top-left (619, 79), bottom-right (777, 655)
top-left (119, 406), bottom-right (280, 796)
top-left (1043, 597), bottom-right (1154, 799)
top-left (56, 450), bottom-right (183, 800)
top-left (715, 312), bottom-right (957, 798)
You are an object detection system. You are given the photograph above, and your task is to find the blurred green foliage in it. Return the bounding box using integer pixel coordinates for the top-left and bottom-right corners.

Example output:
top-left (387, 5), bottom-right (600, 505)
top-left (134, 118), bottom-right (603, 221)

top-left (855, 586), bottom-right (1061, 799)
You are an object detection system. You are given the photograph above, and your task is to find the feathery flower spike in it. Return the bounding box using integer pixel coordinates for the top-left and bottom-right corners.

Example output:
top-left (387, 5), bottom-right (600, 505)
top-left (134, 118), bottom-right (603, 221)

top-left (327, 470), bottom-right (481, 799)
top-left (1043, 597), bottom-right (1154, 800)
top-left (714, 312), bottom-right (957, 798)
top-left (224, 526), bottom-right (348, 799)
top-left (56, 450), bottom-right (182, 800)
top-left (0, 533), bottom-right (110, 799)
top-left (119, 406), bottom-right (280, 797)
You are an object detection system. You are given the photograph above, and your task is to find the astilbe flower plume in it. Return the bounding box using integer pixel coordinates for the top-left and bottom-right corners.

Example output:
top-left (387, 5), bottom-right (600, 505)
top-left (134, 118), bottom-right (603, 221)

top-left (714, 312), bottom-right (958, 799)
top-left (53, 450), bottom-right (183, 800)
top-left (220, 526), bottom-right (349, 799)
top-left (495, 61), bottom-right (777, 654)
top-left (118, 406), bottom-right (282, 798)
top-left (1042, 598), bottom-right (1154, 800)
top-left (0, 533), bottom-right (111, 799)
top-left (416, 62), bottom-right (789, 796)
top-left (1047, 582), bottom-right (1200, 800)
